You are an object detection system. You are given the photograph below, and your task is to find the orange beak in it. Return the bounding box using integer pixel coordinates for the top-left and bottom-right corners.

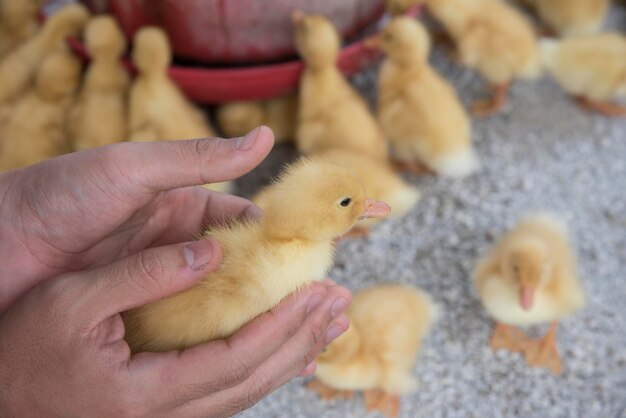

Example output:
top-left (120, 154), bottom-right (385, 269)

top-left (519, 286), bottom-right (535, 311)
top-left (291, 10), bottom-right (305, 26)
top-left (362, 34), bottom-right (381, 50)
top-left (359, 198), bottom-right (391, 220)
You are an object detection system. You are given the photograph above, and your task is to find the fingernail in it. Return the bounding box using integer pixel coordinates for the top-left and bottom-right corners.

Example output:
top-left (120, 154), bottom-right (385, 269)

top-left (183, 239), bottom-right (214, 270)
top-left (307, 293), bottom-right (324, 314)
top-left (330, 297), bottom-right (349, 318)
top-left (234, 127), bottom-right (260, 151)
top-left (325, 324), bottom-right (343, 344)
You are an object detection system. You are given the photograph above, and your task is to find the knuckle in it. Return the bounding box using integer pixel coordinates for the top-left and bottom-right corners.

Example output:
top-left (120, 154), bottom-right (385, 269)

top-left (246, 371), bottom-right (275, 407)
top-left (131, 251), bottom-right (167, 298)
top-left (223, 355), bottom-right (252, 387)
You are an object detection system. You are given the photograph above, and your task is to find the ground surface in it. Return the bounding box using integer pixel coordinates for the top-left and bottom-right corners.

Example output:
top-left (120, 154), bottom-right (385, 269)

top-left (235, 8), bottom-right (626, 418)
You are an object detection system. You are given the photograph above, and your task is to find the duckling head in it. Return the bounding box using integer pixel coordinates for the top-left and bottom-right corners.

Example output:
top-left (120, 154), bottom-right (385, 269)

top-left (261, 157), bottom-right (390, 242)
top-left (502, 239), bottom-right (552, 311)
top-left (41, 3), bottom-right (89, 42)
top-left (384, 0), bottom-right (424, 16)
top-left (132, 27), bottom-right (171, 76)
top-left (0, 0), bottom-right (38, 30)
top-left (292, 12), bottom-right (340, 70)
top-left (36, 49), bottom-right (81, 101)
top-left (316, 322), bottom-right (361, 364)
top-left (217, 102), bottom-right (265, 138)
top-left (378, 17), bottom-right (431, 65)
top-left (85, 16), bottom-right (127, 60)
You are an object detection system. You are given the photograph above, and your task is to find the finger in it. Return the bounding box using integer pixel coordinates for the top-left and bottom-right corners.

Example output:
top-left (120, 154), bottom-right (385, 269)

top-left (172, 285), bottom-right (352, 418)
top-left (106, 126), bottom-right (274, 194)
top-left (70, 238), bottom-right (223, 321)
top-left (129, 282), bottom-right (329, 409)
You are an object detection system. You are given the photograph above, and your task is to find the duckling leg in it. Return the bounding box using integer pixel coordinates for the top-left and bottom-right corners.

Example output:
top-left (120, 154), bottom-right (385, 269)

top-left (524, 321), bottom-right (562, 374)
top-left (471, 83), bottom-right (510, 118)
top-left (392, 160), bottom-right (435, 175)
top-left (306, 379), bottom-right (354, 400)
top-left (490, 322), bottom-right (529, 353)
top-left (574, 96), bottom-right (626, 117)
top-left (363, 389), bottom-right (400, 418)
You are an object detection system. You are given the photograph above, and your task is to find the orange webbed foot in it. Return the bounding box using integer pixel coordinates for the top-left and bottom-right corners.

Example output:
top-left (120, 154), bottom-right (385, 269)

top-left (523, 322), bottom-right (562, 374)
top-left (392, 160), bottom-right (435, 175)
top-left (306, 379), bottom-right (354, 400)
top-left (337, 226), bottom-right (371, 241)
top-left (363, 389), bottom-right (400, 418)
top-left (471, 83), bottom-right (510, 118)
top-left (489, 322), bottom-right (530, 353)
top-left (575, 96), bottom-right (626, 117)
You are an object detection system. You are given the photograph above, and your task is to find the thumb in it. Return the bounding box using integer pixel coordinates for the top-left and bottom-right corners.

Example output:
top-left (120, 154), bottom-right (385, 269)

top-left (77, 239), bottom-right (222, 321)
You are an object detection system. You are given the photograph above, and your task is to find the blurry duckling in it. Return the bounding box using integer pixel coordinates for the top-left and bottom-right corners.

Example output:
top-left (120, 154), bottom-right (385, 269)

top-left (123, 157), bottom-right (390, 352)
top-left (517, 0), bottom-right (609, 37)
top-left (0, 0), bottom-right (40, 58)
top-left (292, 12), bottom-right (389, 160)
top-left (0, 3), bottom-right (88, 105)
top-left (68, 16), bottom-right (129, 150)
top-left (541, 33), bottom-right (626, 117)
top-left (128, 27), bottom-right (215, 142)
top-left (0, 48), bottom-right (82, 171)
top-left (216, 95), bottom-right (298, 144)
top-left (307, 284), bottom-right (438, 418)
top-left (373, 17), bottom-right (479, 177)
top-left (474, 212), bottom-right (585, 374)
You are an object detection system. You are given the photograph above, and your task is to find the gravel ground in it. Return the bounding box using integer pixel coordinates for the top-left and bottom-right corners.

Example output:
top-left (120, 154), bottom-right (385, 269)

top-left (235, 8), bottom-right (626, 418)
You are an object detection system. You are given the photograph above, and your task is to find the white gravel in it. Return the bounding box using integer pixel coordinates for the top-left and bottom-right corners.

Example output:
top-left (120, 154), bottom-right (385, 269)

top-left (235, 7), bottom-right (626, 418)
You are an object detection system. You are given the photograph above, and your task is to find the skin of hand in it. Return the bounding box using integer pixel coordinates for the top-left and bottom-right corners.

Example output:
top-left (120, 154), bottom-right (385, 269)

top-left (0, 237), bottom-right (352, 417)
top-left (0, 126), bottom-right (276, 311)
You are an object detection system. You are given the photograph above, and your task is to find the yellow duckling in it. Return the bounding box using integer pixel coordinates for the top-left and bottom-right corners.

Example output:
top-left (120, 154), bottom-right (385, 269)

top-left (374, 17), bottom-right (479, 177)
top-left (123, 158), bottom-right (390, 352)
top-left (541, 33), bottom-right (626, 117)
top-left (292, 12), bottom-right (389, 160)
top-left (474, 212), bottom-right (585, 374)
top-left (0, 0), bottom-right (40, 59)
top-left (307, 284), bottom-right (438, 418)
top-left (518, 0), bottom-right (609, 37)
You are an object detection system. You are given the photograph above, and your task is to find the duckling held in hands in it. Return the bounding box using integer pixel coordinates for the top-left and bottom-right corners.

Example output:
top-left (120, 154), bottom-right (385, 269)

top-left (389, 0), bottom-right (541, 117)
top-left (541, 33), bottom-right (626, 117)
top-left (518, 0), bottom-right (609, 37)
top-left (374, 17), bottom-right (479, 177)
top-left (69, 16), bottom-right (129, 150)
top-left (292, 12), bottom-right (389, 160)
top-left (307, 284), bottom-right (438, 418)
top-left (474, 212), bottom-right (585, 374)
top-left (0, 3), bottom-right (88, 105)
top-left (128, 27), bottom-right (215, 142)
top-left (123, 157), bottom-right (390, 352)
top-left (0, 0), bottom-right (40, 58)
top-left (216, 95), bottom-right (298, 144)
top-left (0, 48), bottom-right (81, 171)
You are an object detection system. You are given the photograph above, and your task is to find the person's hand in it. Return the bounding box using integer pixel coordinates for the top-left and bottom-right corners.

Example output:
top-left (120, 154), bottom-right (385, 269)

top-left (0, 127), bottom-right (274, 310)
top-left (0, 238), bottom-right (352, 417)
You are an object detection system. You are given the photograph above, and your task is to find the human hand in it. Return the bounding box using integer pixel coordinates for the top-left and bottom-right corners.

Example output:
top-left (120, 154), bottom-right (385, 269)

top-left (0, 127), bottom-right (274, 311)
top-left (0, 238), bottom-right (352, 417)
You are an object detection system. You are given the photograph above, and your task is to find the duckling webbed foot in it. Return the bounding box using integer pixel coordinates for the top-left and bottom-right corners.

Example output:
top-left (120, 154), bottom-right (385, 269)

top-left (471, 83), bottom-right (510, 118)
top-left (575, 96), bottom-right (626, 117)
top-left (306, 379), bottom-right (354, 400)
top-left (524, 321), bottom-right (562, 374)
top-left (490, 322), bottom-right (529, 353)
top-left (363, 389), bottom-right (400, 418)
top-left (392, 160), bottom-right (435, 175)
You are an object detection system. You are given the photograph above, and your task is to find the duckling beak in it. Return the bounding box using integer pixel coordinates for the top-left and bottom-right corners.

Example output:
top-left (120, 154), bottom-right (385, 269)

top-left (362, 34), bottom-right (381, 50)
top-left (359, 198), bottom-right (391, 220)
top-left (291, 10), bottom-right (305, 26)
top-left (520, 286), bottom-right (535, 310)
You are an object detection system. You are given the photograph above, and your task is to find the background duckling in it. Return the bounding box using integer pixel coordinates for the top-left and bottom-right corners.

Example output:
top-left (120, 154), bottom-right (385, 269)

top-left (0, 0), bottom-right (40, 58)
top-left (123, 158), bottom-right (390, 352)
top-left (307, 284), bottom-right (438, 418)
top-left (390, 0), bottom-right (541, 117)
top-left (474, 212), bottom-right (585, 374)
top-left (128, 27), bottom-right (215, 142)
top-left (216, 95), bottom-right (298, 144)
top-left (68, 16), bottom-right (129, 150)
top-left (374, 17), bottom-right (479, 178)
top-left (0, 3), bottom-right (88, 106)
top-left (292, 12), bottom-right (389, 161)
top-left (0, 48), bottom-right (82, 171)
top-left (517, 0), bottom-right (609, 37)
top-left (541, 33), bottom-right (626, 117)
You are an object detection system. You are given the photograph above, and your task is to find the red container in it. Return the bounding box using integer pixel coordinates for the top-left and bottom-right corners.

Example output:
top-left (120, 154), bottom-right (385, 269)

top-left (101, 0), bottom-right (383, 64)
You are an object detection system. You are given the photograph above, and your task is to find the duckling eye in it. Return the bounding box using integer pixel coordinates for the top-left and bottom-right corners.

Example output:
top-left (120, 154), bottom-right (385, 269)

top-left (340, 197), bottom-right (352, 207)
